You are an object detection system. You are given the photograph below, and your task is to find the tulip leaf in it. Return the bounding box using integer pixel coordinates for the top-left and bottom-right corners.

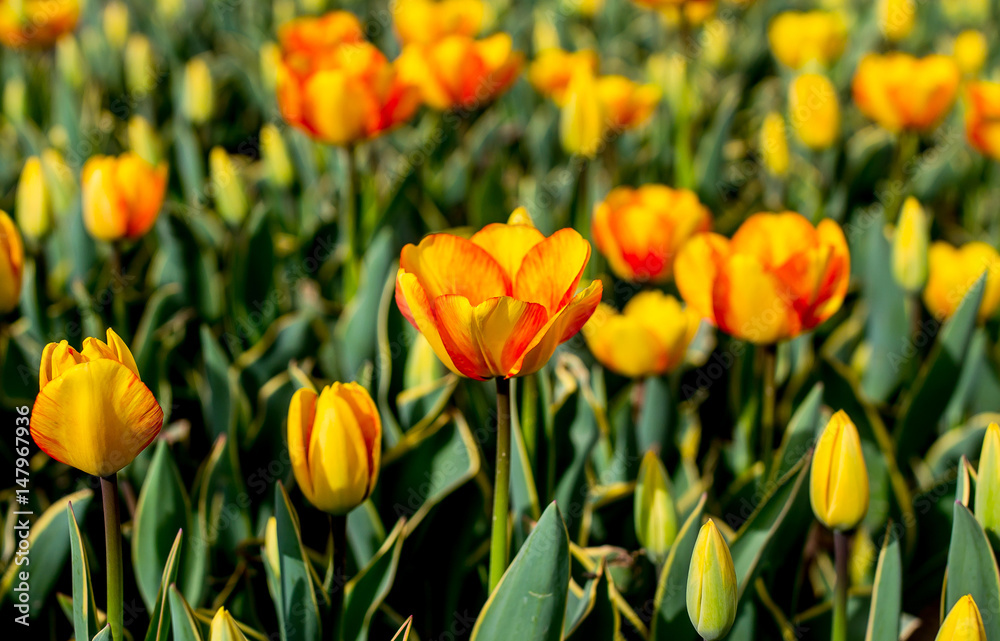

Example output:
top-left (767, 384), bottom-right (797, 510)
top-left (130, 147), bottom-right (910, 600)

top-left (510, 377), bottom-right (542, 524)
top-left (199, 325), bottom-right (238, 440)
top-left (168, 585), bottom-right (205, 641)
top-left (238, 312), bottom-right (319, 397)
top-left (68, 502), bottom-right (99, 641)
top-left (564, 562), bottom-right (621, 640)
top-left (397, 374), bottom-right (459, 432)
top-left (340, 518), bottom-right (406, 641)
top-left (925, 414), bottom-right (999, 477)
top-left (470, 502), bottom-right (571, 641)
top-left (274, 481), bottom-right (322, 641)
top-left (563, 578), bottom-right (599, 638)
top-left (956, 456), bottom-right (975, 507)
top-left (650, 492), bottom-right (707, 641)
top-left (945, 502), bottom-right (1000, 641)
top-left (93, 625), bottom-right (114, 641)
top-left (865, 527), bottom-right (902, 641)
top-left (336, 228), bottom-right (395, 380)
top-left (143, 530), bottom-right (184, 641)
top-left (346, 501), bottom-right (387, 568)
top-left (636, 375), bottom-right (673, 455)
top-left (771, 382), bottom-right (823, 482)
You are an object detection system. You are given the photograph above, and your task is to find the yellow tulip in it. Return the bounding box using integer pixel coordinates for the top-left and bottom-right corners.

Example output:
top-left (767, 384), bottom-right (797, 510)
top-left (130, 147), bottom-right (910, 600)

top-left (974, 423), bottom-right (1000, 542)
top-left (103, 0), bottom-right (129, 50)
top-left (0, 0), bottom-right (80, 48)
top-left (892, 197), bottom-right (929, 293)
top-left (936, 595), bottom-right (987, 641)
top-left (788, 73), bottom-right (840, 150)
top-left (597, 75), bottom-right (662, 133)
top-left (263, 517), bottom-right (279, 579)
top-left (852, 53), bottom-right (960, 133)
top-left (16, 157), bottom-right (52, 242)
top-left (259, 41), bottom-right (281, 92)
top-left (634, 451), bottom-right (678, 564)
top-left (209, 608), bottom-right (248, 641)
top-left (0, 211), bottom-right (24, 314)
top-left (128, 116), bottom-right (162, 166)
top-left (260, 124), bottom-right (294, 188)
top-left (954, 31), bottom-right (987, 76)
top-left (394, 0), bottom-right (484, 46)
top-left (923, 241), bottom-right (1000, 323)
top-left (287, 382), bottom-right (382, 515)
top-left (30, 329), bottom-right (164, 478)
top-left (528, 48), bottom-right (599, 106)
top-left (56, 35), bottom-right (84, 88)
top-left (760, 112), bottom-right (789, 176)
top-left (124, 35), bottom-right (157, 96)
top-left (183, 57), bottom-right (214, 124)
top-left (209, 147), bottom-right (249, 226)
top-left (82, 153), bottom-right (168, 242)
top-left (560, 67), bottom-right (603, 157)
top-left (584, 292), bottom-right (701, 378)
top-left (810, 410), bottom-right (869, 531)
top-left (768, 11), bottom-right (847, 70)
top-left (877, 0), bottom-right (915, 42)
top-left (686, 519), bottom-right (737, 640)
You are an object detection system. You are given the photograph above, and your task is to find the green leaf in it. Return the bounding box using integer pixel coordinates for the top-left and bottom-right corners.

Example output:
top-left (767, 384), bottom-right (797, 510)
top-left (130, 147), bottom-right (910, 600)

top-left (168, 585), bottom-right (205, 641)
top-left (143, 530), bottom-right (184, 641)
top-left (93, 625), bottom-right (114, 641)
top-left (470, 502), bottom-right (570, 641)
top-left (68, 502), bottom-right (99, 641)
top-left (636, 376), bottom-right (673, 455)
top-left (771, 382), bottom-right (823, 482)
top-left (346, 501), bottom-right (387, 569)
top-left (650, 492), bottom-right (707, 641)
top-left (864, 527), bottom-right (902, 641)
top-left (945, 502), bottom-right (1000, 641)
top-left (564, 562), bottom-right (620, 640)
top-left (563, 577), bottom-right (599, 638)
top-left (336, 228), bottom-right (395, 379)
top-left (199, 325), bottom-right (238, 440)
top-left (340, 519), bottom-right (406, 641)
top-left (274, 481), bottom-right (322, 641)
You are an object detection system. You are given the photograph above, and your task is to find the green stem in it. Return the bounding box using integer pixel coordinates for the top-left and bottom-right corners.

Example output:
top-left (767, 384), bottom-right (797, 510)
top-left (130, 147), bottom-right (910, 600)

top-left (109, 244), bottom-right (127, 333)
top-left (101, 475), bottom-right (124, 641)
top-left (488, 377), bottom-right (512, 593)
top-left (885, 132), bottom-right (918, 224)
top-left (832, 530), bottom-right (849, 641)
top-left (761, 343), bottom-right (777, 466)
top-left (675, 17), bottom-right (696, 190)
top-left (331, 514), bottom-right (347, 616)
top-left (340, 145), bottom-right (359, 297)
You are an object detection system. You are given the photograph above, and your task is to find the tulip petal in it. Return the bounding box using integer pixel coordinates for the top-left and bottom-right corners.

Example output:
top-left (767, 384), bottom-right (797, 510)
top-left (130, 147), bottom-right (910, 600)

top-left (516, 279), bottom-right (602, 377)
top-left (713, 254), bottom-right (797, 344)
top-left (470, 223), bottom-right (545, 283)
top-left (584, 307), bottom-right (662, 378)
top-left (332, 382), bottom-right (382, 496)
top-left (400, 233), bottom-right (510, 304)
top-left (308, 388), bottom-right (370, 513)
top-left (287, 387), bottom-right (318, 500)
top-left (31, 359), bottom-right (163, 477)
top-left (396, 269), bottom-right (460, 375)
top-left (303, 70), bottom-right (369, 146)
top-left (675, 232), bottom-right (730, 325)
top-left (514, 228), bottom-right (591, 314)
top-left (729, 212), bottom-right (818, 269)
top-left (104, 328), bottom-right (141, 377)
top-left (82, 157), bottom-right (129, 241)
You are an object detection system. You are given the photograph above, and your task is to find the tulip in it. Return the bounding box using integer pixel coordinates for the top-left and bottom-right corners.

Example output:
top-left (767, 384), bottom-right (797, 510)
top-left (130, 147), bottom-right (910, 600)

top-left (686, 519), bottom-right (737, 640)
top-left (124, 35), bottom-right (157, 96)
top-left (592, 185), bottom-right (712, 283)
top-left (128, 116), bottom-right (162, 166)
top-left (103, 0), bottom-right (129, 50)
top-left (40, 149), bottom-right (76, 217)
top-left (923, 241), bottom-right (1000, 323)
top-left (658, 1), bottom-right (717, 27)
top-left (584, 292), bottom-right (700, 378)
top-left (936, 595), bottom-right (987, 641)
top-left (0, 211), bottom-right (24, 314)
top-left (597, 75), bottom-right (662, 133)
top-left (647, 53), bottom-right (687, 115)
top-left (877, 0), bottom-right (915, 42)
top-left (259, 41), bottom-right (281, 92)
top-left (82, 153), bottom-right (168, 242)
top-left (634, 451), bottom-right (678, 564)
top-left (965, 81), bottom-right (1000, 161)
top-left (974, 423), bottom-right (1000, 541)
top-left (0, 0), bottom-right (79, 48)
top-left (395, 208), bottom-right (602, 380)
top-left (2, 76), bottom-right (25, 124)
top-left (891, 197), bottom-right (929, 293)
top-left (528, 48), bottom-right (599, 106)
top-left (263, 517), bottom-right (279, 579)
top-left (852, 53), bottom-right (960, 133)
top-left (260, 124), bottom-right (294, 188)
top-left (630, 0), bottom-right (714, 11)
top-left (942, 0), bottom-right (990, 26)
top-left (953, 30), bottom-right (987, 76)
top-left (788, 73), bottom-right (840, 150)
top-left (209, 608), bottom-right (248, 641)
top-left (767, 11), bottom-right (846, 70)
top-left (810, 410), bottom-right (869, 531)
top-left (675, 212), bottom-right (850, 344)
top-left (16, 157), bottom-right (52, 242)
top-left (56, 35), bottom-right (85, 88)
top-left (209, 147), bottom-right (249, 225)
top-left (30, 329), bottom-right (163, 477)
top-left (396, 33), bottom-right (523, 111)
top-left (287, 382), bottom-right (381, 515)
top-left (394, 0), bottom-right (484, 46)
top-left (760, 112), bottom-right (789, 176)
top-left (560, 67), bottom-right (603, 157)
top-left (183, 57), bottom-right (214, 124)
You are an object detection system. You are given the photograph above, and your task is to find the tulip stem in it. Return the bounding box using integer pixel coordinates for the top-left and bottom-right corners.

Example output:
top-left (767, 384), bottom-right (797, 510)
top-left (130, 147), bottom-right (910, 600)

top-left (331, 514), bottom-right (347, 612)
top-left (761, 343), bottom-right (777, 467)
top-left (100, 474), bottom-right (124, 641)
top-left (832, 530), bottom-right (849, 641)
top-left (488, 377), bottom-right (512, 593)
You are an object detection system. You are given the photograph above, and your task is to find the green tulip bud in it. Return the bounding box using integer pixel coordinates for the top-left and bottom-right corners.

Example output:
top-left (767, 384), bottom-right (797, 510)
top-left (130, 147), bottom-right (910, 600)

top-left (686, 519), bottom-right (737, 640)
top-left (634, 450), bottom-right (678, 565)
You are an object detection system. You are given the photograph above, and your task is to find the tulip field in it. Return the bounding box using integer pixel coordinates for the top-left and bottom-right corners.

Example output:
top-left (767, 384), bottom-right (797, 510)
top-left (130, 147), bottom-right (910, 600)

top-left (4, 0), bottom-right (1000, 639)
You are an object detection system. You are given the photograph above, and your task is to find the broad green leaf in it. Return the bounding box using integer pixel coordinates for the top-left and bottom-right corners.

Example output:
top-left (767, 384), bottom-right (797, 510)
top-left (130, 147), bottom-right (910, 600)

top-left (636, 376), bottom-right (673, 455)
top-left (168, 585), bottom-right (205, 641)
top-left (945, 503), bottom-right (1000, 641)
top-left (199, 325), bottom-right (238, 440)
top-left (346, 501), bottom-right (387, 568)
top-left (651, 493), bottom-right (707, 641)
top-left (93, 625), bottom-right (114, 641)
top-left (274, 482), bottom-right (322, 641)
top-left (771, 382), bottom-right (823, 482)
top-left (68, 502), bottom-right (99, 641)
top-left (564, 562), bottom-right (620, 640)
top-left (340, 519), bottom-right (406, 641)
top-left (865, 528), bottom-right (902, 641)
top-left (563, 578), bottom-right (599, 638)
top-left (336, 228), bottom-right (395, 379)
top-left (143, 530), bottom-right (184, 641)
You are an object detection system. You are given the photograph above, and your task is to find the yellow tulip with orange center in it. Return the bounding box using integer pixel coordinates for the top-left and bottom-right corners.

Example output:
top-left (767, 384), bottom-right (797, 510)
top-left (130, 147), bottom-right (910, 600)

top-left (395, 208), bottom-right (602, 380)
top-left (965, 81), bottom-right (1000, 161)
top-left (767, 11), bottom-right (847, 70)
top-left (528, 48), bottom-right (599, 106)
top-left (394, 0), bottom-right (484, 46)
top-left (0, 0), bottom-right (79, 48)
top-left (675, 212), bottom-right (850, 344)
top-left (81, 152), bottom-right (168, 242)
top-left (583, 291), bottom-right (700, 378)
top-left (592, 185), bottom-right (712, 283)
top-left (30, 329), bottom-right (164, 477)
top-left (852, 53), bottom-right (960, 132)
top-left (923, 241), bottom-right (1000, 323)
top-left (0, 211), bottom-right (24, 314)
top-left (276, 11), bottom-right (420, 145)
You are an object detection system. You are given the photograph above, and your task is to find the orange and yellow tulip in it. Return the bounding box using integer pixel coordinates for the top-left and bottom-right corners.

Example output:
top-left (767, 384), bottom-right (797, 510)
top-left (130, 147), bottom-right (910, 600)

top-left (852, 53), bottom-right (960, 132)
top-left (558, 69), bottom-right (661, 157)
top-left (767, 11), bottom-right (846, 70)
top-left (395, 208), bottom-right (602, 380)
top-left (788, 72), bottom-right (840, 150)
top-left (394, 0), bottom-right (484, 46)
top-left (592, 185), bottom-right (712, 283)
top-left (82, 153), bottom-right (168, 242)
top-left (287, 382), bottom-right (381, 515)
top-left (528, 48), bottom-right (599, 106)
top-left (0, 211), bottom-right (23, 314)
top-left (936, 595), bottom-right (987, 641)
top-left (810, 410), bottom-right (869, 530)
top-left (630, 0), bottom-right (713, 11)
top-left (396, 33), bottom-right (522, 111)
top-left (0, 0), bottom-right (79, 48)
top-left (30, 329), bottom-right (163, 478)
top-left (597, 75), bottom-right (662, 133)
top-left (276, 12), bottom-right (420, 145)
top-left (675, 212), bottom-right (849, 344)
top-left (923, 241), bottom-right (1000, 323)
top-left (760, 112), bottom-right (790, 176)
top-left (584, 291), bottom-right (700, 378)
top-left (965, 81), bottom-right (1000, 161)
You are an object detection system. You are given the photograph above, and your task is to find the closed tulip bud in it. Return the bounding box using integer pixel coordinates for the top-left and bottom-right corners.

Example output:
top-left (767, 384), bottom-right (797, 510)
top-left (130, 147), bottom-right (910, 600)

top-left (156, 0), bottom-right (183, 22)
top-left (702, 19), bottom-right (730, 68)
top-left (788, 73), bottom-right (840, 150)
top-left (0, 211), bottom-right (24, 313)
top-left (394, 0), bottom-right (484, 46)
top-left (288, 383), bottom-right (382, 515)
top-left (30, 329), bottom-right (163, 477)
top-left (760, 112), bottom-right (789, 176)
top-left (0, 0), bottom-right (80, 48)
top-left (3, 76), bottom-right (26, 124)
top-left (263, 517), bottom-right (279, 579)
top-left (965, 82), bottom-right (1000, 161)
top-left (954, 31), bottom-right (987, 76)
top-left (128, 116), bottom-right (162, 166)
top-left (82, 153), bottom-right (168, 242)
top-left (41, 149), bottom-right (76, 217)
top-left (183, 57), bottom-right (214, 124)
top-left (634, 451), bottom-right (678, 564)
top-left (942, 0), bottom-right (990, 26)
top-left (560, 67), bottom-right (603, 157)
top-left (853, 53), bottom-right (960, 132)
top-left (936, 595), bottom-right (987, 641)
top-left (528, 48), bottom-right (599, 107)
top-left (923, 241), bottom-right (1000, 322)
top-left (974, 423), bottom-right (1000, 541)
top-left (16, 157), bottom-right (52, 242)
top-left (877, 0), bottom-right (915, 42)
top-left (103, 0), bottom-right (129, 50)
top-left (124, 34), bottom-right (157, 95)
top-left (892, 197), bottom-right (929, 293)
top-left (209, 608), bottom-right (248, 641)
top-left (646, 53), bottom-right (687, 115)
top-left (768, 11), bottom-right (847, 70)
top-left (810, 410), bottom-right (869, 530)
top-left (260, 124), bottom-right (294, 188)
top-left (209, 147), bottom-right (249, 225)
top-left (56, 35), bottom-right (85, 88)
top-left (259, 42), bottom-right (281, 93)
top-left (686, 520), bottom-right (737, 640)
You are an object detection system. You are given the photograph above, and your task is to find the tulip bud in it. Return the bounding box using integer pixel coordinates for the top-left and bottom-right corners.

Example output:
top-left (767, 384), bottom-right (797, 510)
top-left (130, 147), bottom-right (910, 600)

top-left (103, 0), bottom-right (129, 50)
top-left (935, 595), bottom-right (987, 641)
top-left (125, 34), bottom-right (157, 96)
top-left (129, 116), bottom-right (162, 166)
top-left (259, 42), bottom-right (281, 93)
top-left (810, 410), bottom-right (869, 531)
top-left (877, 0), bottom-right (915, 42)
top-left (82, 153), bottom-right (168, 242)
top-left (260, 124), bottom-right (293, 188)
top-left (183, 57), bottom-right (214, 124)
top-left (635, 451), bottom-right (678, 564)
top-left (560, 67), bottom-right (603, 157)
top-left (209, 608), bottom-right (248, 641)
top-left (3, 76), bottom-right (26, 124)
top-left (974, 423), bottom-right (1000, 542)
top-left (646, 53), bottom-right (687, 115)
top-left (954, 30), bottom-right (988, 76)
top-left (41, 149), bottom-right (76, 217)
top-left (788, 73), bottom-right (840, 150)
top-left (891, 197), bottom-right (929, 293)
top-left (761, 112), bottom-right (789, 176)
top-left (56, 35), bottom-right (85, 88)
top-left (287, 383), bottom-right (382, 515)
top-left (942, 0), bottom-right (989, 26)
top-left (686, 520), bottom-right (737, 640)
top-left (16, 157), bottom-right (52, 242)
top-left (264, 516), bottom-right (279, 578)
top-left (156, 0), bottom-right (184, 22)
top-left (0, 211), bottom-right (24, 314)
top-left (209, 147), bottom-right (249, 225)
